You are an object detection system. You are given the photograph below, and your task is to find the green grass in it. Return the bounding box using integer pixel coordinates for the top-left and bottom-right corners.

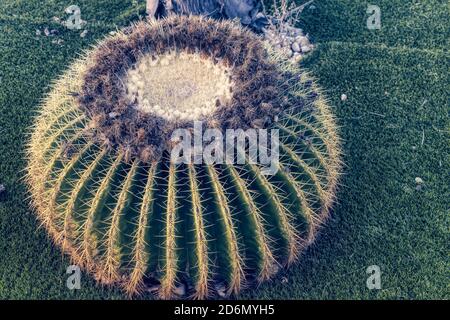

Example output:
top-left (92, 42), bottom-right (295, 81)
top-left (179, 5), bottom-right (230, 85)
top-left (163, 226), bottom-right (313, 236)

top-left (0, 0), bottom-right (448, 299)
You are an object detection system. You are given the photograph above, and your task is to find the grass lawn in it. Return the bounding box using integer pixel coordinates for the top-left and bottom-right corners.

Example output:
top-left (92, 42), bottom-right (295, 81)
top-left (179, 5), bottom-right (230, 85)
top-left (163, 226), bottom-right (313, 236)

top-left (0, 0), bottom-right (448, 299)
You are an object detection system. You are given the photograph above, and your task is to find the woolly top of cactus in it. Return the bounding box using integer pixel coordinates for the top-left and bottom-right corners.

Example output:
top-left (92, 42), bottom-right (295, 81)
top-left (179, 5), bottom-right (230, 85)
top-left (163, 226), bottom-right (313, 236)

top-left (78, 16), bottom-right (283, 163)
top-left (126, 51), bottom-right (233, 121)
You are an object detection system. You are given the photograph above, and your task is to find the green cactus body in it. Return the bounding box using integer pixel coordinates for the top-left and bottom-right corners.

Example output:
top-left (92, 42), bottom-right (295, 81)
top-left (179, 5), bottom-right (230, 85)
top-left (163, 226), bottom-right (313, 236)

top-left (26, 16), bottom-right (342, 299)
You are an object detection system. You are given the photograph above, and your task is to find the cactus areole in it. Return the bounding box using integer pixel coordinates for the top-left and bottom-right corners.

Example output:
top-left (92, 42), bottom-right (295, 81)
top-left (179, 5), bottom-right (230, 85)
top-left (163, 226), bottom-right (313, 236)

top-left (26, 16), bottom-right (342, 299)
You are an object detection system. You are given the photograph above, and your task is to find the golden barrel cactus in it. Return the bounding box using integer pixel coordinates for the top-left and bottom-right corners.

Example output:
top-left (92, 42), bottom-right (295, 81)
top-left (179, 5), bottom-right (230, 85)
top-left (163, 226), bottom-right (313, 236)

top-left (26, 16), bottom-right (342, 299)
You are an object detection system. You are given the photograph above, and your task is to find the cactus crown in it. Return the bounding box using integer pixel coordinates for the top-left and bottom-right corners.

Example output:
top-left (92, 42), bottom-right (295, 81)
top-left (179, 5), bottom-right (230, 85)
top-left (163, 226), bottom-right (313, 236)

top-left (126, 51), bottom-right (233, 120)
top-left (26, 16), bottom-right (342, 299)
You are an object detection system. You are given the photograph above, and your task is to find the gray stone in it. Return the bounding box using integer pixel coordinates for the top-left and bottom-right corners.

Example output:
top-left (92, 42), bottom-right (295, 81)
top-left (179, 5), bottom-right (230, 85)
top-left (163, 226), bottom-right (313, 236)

top-left (291, 42), bottom-right (301, 52)
top-left (296, 36), bottom-right (309, 46)
top-left (301, 45), bottom-right (311, 53)
top-left (292, 54), bottom-right (302, 63)
top-left (51, 39), bottom-right (64, 45)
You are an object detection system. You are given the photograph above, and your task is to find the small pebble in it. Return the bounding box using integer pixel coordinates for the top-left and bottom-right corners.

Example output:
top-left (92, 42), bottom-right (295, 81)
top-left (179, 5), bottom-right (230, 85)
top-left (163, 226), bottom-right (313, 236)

top-left (35, 29), bottom-right (41, 36)
top-left (51, 39), bottom-right (64, 45)
top-left (415, 177), bottom-right (424, 191)
top-left (296, 36), bottom-right (309, 46)
top-left (44, 27), bottom-right (50, 37)
top-left (293, 53), bottom-right (302, 63)
top-left (291, 42), bottom-right (301, 52)
top-left (80, 30), bottom-right (88, 38)
top-left (281, 276), bottom-right (288, 284)
top-left (301, 45), bottom-right (311, 53)
top-left (341, 94), bottom-right (348, 101)
top-left (108, 112), bottom-right (119, 119)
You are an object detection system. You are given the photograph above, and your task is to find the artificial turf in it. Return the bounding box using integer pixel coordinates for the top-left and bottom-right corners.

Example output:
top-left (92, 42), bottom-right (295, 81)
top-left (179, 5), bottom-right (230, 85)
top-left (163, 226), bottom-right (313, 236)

top-left (0, 0), bottom-right (448, 299)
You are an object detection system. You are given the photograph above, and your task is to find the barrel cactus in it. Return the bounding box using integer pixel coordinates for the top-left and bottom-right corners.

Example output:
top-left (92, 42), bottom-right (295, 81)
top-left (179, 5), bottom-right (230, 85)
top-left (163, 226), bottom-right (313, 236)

top-left (26, 16), bottom-right (342, 299)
